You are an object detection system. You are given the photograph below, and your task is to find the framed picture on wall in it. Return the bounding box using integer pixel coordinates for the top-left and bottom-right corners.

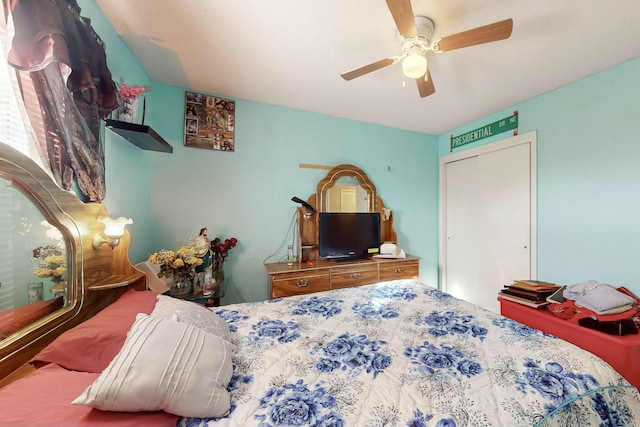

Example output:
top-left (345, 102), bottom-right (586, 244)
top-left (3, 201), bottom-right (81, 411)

top-left (184, 91), bottom-right (235, 151)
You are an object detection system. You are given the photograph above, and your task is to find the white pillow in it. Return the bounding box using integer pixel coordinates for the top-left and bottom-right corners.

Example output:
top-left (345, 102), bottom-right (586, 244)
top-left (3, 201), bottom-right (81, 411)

top-left (72, 313), bottom-right (233, 418)
top-left (152, 294), bottom-right (231, 342)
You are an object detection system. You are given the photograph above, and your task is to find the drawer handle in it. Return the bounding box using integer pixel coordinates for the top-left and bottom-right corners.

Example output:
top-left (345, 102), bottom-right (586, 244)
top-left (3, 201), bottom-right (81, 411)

top-left (395, 268), bottom-right (404, 273)
top-left (296, 279), bottom-right (309, 288)
top-left (350, 273), bottom-right (362, 279)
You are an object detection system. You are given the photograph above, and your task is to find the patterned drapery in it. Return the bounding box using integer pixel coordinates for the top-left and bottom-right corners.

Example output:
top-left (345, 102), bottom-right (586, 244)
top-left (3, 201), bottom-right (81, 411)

top-left (4, 0), bottom-right (118, 201)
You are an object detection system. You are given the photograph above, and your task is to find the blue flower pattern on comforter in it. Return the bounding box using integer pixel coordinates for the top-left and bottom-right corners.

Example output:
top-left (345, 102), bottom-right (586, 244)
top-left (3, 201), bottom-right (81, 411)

top-left (255, 379), bottom-right (343, 427)
top-left (291, 296), bottom-right (343, 318)
top-left (181, 280), bottom-right (640, 427)
top-left (313, 332), bottom-right (391, 379)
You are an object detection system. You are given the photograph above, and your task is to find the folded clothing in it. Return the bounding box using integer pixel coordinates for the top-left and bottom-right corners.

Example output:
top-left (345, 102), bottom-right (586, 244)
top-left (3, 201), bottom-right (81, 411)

top-left (563, 280), bottom-right (635, 315)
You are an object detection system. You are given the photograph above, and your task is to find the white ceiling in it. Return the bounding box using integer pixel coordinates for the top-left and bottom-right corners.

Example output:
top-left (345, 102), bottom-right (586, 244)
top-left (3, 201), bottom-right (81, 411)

top-left (96, 0), bottom-right (640, 135)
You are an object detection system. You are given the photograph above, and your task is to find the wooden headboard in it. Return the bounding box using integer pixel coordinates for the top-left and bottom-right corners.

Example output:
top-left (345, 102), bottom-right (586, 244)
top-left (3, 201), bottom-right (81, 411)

top-left (0, 144), bottom-right (145, 381)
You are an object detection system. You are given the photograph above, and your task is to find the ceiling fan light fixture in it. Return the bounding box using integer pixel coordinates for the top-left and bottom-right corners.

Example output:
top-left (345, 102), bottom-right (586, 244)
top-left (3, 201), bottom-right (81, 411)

top-left (402, 50), bottom-right (427, 79)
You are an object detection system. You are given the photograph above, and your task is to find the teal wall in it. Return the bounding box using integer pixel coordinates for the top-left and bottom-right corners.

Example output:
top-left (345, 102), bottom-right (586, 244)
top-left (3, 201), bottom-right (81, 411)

top-left (82, 0), bottom-right (440, 304)
top-left (439, 56), bottom-right (640, 293)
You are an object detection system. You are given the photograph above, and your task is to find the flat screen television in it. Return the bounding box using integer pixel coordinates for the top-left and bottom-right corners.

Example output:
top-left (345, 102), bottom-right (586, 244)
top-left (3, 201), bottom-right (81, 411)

top-left (318, 212), bottom-right (381, 260)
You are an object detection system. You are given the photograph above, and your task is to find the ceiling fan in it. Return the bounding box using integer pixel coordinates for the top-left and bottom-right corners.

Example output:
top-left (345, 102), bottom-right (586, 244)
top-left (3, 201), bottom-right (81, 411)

top-left (340, 0), bottom-right (513, 98)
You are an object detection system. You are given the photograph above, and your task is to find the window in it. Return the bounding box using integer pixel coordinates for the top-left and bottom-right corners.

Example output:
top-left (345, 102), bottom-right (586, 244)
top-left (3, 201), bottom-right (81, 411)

top-left (0, 10), bottom-right (46, 168)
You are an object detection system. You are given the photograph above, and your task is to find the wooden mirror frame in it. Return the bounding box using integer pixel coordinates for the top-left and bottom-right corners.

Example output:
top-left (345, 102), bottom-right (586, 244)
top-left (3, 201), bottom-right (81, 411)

top-left (317, 165), bottom-right (377, 212)
top-left (0, 144), bottom-right (145, 381)
top-left (298, 164), bottom-right (397, 261)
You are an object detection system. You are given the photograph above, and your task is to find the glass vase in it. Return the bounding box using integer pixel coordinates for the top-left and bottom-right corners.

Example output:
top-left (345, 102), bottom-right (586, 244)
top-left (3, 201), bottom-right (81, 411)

top-left (213, 257), bottom-right (224, 281)
top-left (113, 97), bottom-right (140, 123)
top-left (170, 275), bottom-right (192, 299)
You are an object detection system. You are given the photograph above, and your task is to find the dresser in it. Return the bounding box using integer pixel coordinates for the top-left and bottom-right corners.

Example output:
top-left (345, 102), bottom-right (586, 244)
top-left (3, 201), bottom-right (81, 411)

top-left (274, 164), bottom-right (418, 298)
top-left (499, 297), bottom-right (640, 389)
top-left (265, 255), bottom-right (419, 298)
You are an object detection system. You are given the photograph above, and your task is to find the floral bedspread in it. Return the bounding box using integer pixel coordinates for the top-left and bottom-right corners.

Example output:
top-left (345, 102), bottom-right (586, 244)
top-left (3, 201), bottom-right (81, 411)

top-left (181, 280), bottom-right (640, 427)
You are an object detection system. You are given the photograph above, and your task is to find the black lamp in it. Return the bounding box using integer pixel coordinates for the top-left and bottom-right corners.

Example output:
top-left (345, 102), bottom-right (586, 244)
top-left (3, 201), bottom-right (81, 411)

top-left (291, 196), bottom-right (316, 220)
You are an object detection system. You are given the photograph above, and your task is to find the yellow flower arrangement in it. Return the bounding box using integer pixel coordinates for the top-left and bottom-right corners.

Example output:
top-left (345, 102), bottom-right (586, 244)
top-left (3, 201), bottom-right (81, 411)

top-left (33, 245), bottom-right (66, 284)
top-left (147, 240), bottom-right (203, 283)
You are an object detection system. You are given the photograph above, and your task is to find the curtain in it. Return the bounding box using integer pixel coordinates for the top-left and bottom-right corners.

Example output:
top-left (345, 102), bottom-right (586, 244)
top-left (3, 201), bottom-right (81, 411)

top-left (4, 0), bottom-right (118, 202)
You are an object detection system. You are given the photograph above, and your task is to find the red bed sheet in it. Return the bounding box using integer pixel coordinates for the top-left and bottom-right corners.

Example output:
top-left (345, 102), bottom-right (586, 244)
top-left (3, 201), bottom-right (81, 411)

top-left (0, 363), bottom-right (179, 427)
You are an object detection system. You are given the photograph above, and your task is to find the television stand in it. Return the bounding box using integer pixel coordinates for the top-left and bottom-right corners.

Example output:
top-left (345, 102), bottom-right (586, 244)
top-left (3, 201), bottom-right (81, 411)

top-left (265, 255), bottom-right (420, 298)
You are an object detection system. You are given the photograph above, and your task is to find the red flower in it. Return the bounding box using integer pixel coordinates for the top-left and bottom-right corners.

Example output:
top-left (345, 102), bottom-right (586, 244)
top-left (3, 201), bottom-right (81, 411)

top-left (116, 78), bottom-right (150, 101)
top-left (210, 236), bottom-right (238, 259)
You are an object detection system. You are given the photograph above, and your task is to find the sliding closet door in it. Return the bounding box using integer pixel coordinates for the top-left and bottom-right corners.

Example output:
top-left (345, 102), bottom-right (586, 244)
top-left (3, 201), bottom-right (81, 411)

top-left (442, 133), bottom-right (536, 313)
top-left (444, 157), bottom-right (482, 306)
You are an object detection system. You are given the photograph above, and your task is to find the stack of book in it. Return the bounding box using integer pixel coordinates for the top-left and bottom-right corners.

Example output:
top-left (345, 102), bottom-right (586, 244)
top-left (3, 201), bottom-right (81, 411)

top-left (499, 279), bottom-right (561, 308)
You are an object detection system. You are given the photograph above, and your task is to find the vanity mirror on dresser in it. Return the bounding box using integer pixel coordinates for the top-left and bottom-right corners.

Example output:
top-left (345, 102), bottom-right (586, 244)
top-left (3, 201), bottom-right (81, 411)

top-left (0, 144), bottom-right (145, 384)
top-left (265, 164), bottom-right (419, 298)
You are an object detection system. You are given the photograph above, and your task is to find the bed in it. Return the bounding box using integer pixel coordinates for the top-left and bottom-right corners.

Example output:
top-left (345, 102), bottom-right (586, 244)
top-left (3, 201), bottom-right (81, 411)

top-left (1, 279), bottom-right (638, 427)
top-left (0, 145), bottom-right (637, 425)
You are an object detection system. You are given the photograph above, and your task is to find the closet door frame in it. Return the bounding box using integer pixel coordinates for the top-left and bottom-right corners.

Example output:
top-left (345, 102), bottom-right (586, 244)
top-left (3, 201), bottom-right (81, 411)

top-left (438, 130), bottom-right (537, 292)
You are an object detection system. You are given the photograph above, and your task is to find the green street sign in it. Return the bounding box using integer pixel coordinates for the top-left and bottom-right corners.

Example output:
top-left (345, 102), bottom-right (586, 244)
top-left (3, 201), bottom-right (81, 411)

top-left (451, 112), bottom-right (518, 151)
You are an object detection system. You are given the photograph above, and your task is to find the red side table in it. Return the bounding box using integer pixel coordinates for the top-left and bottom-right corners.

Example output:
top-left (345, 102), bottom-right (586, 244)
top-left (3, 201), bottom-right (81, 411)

top-left (498, 297), bottom-right (640, 389)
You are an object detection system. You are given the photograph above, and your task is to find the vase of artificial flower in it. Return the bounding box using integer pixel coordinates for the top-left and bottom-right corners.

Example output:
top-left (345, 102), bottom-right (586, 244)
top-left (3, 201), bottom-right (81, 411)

top-left (113, 79), bottom-right (150, 124)
top-left (210, 237), bottom-right (238, 296)
top-left (33, 245), bottom-right (66, 294)
top-left (147, 239), bottom-right (203, 299)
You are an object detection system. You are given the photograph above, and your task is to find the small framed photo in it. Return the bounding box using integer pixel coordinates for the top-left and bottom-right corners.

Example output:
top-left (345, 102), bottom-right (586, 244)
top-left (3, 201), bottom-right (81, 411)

top-left (28, 282), bottom-right (44, 304)
top-left (186, 118), bottom-right (198, 135)
top-left (184, 91), bottom-right (235, 151)
top-left (186, 92), bottom-right (203, 104)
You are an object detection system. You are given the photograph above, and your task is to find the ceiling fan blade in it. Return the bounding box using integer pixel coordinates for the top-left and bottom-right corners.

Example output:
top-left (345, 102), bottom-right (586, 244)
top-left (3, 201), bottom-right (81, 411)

top-left (385, 0), bottom-right (417, 38)
top-left (340, 57), bottom-right (396, 81)
top-left (437, 18), bottom-right (513, 52)
top-left (416, 68), bottom-right (435, 98)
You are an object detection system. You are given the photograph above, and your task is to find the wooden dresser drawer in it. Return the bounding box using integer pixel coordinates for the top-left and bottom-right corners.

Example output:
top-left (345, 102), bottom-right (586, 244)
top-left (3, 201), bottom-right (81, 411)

top-left (330, 264), bottom-right (378, 290)
top-left (379, 260), bottom-right (419, 281)
top-left (265, 255), bottom-right (420, 299)
top-left (271, 271), bottom-right (330, 298)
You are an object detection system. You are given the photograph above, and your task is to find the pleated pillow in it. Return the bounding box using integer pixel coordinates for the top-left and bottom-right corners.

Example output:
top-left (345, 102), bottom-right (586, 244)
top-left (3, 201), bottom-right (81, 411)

top-left (72, 313), bottom-right (233, 418)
